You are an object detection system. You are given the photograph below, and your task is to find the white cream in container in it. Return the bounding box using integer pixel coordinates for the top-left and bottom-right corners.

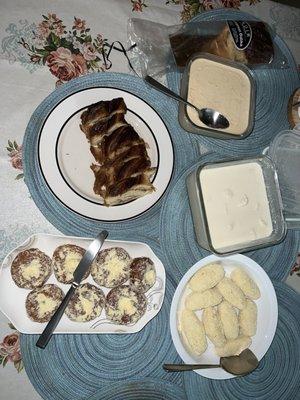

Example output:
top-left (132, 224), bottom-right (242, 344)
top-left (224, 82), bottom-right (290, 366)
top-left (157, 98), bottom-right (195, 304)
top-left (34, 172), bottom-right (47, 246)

top-left (199, 162), bottom-right (273, 252)
top-left (186, 157), bottom-right (286, 255)
top-left (179, 53), bottom-right (255, 139)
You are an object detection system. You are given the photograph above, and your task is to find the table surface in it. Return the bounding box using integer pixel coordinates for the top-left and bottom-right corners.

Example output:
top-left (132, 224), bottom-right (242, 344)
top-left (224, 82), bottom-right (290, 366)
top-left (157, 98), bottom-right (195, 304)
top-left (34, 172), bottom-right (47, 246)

top-left (0, 1), bottom-right (299, 399)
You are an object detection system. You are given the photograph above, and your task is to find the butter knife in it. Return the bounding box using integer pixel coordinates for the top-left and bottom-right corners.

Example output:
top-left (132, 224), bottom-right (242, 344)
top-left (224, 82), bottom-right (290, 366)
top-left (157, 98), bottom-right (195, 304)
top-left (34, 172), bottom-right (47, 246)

top-left (36, 230), bottom-right (108, 349)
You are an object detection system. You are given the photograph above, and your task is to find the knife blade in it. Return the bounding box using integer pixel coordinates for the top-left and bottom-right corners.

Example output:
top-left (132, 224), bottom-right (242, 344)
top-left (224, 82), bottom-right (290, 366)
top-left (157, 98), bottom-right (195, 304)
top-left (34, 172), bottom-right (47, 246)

top-left (36, 230), bottom-right (108, 349)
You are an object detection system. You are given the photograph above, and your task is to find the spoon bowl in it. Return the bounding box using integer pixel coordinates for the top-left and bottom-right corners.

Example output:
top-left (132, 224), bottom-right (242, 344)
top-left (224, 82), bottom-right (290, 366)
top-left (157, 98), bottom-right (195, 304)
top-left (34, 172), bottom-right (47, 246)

top-left (163, 349), bottom-right (259, 376)
top-left (145, 75), bottom-right (229, 130)
top-left (200, 107), bottom-right (230, 129)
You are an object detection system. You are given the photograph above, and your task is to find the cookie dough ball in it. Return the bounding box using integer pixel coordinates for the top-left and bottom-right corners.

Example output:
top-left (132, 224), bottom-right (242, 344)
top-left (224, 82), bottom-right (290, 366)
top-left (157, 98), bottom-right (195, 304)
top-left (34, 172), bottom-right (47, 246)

top-left (26, 284), bottom-right (64, 323)
top-left (217, 278), bottom-right (246, 310)
top-left (188, 263), bottom-right (224, 292)
top-left (216, 336), bottom-right (252, 357)
top-left (239, 299), bottom-right (258, 337)
top-left (91, 247), bottom-right (131, 288)
top-left (203, 306), bottom-right (226, 347)
top-left (185, 288), bottom-right (222, 310)
top-left (230, 268), bottom-right (260, 300)
top-left (65, 283), bottom-right (105, 322)
top-left (52, 244), bottom-right (86, 284)
top-left (105, 285), bottom-right (147, 325)
top-left (129, 257), bottom-right (156, 292)
top-left (218, 301), bottom-right (239, 340)
top-left (178, 309), bottom-right (207, 356)
top-left (11, 248), bottom-right (52, 289)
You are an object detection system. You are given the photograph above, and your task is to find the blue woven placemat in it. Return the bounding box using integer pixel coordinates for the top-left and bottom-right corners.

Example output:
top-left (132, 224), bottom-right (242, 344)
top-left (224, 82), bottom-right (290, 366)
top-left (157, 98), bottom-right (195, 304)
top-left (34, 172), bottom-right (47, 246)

top-left (20, 268), bottom-right (183, 400)
top-left (159, 152), bottom-right (300, 281)
top-left (23, 71), bottom-right (200, 240)
top-left (167, 9), bottom-right (300, 157)
top-left (86, 378), bottom-right (187, 400)
top-left (183, 281), bottom-right (300, 400)
top-left (21, 12), bottom-right (300, 400)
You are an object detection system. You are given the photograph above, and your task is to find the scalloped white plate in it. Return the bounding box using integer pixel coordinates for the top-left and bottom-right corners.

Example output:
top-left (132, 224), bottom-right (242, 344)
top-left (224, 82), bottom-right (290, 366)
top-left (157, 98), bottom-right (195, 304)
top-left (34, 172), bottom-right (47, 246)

top-left (0, 233), bottom-right (165, 334)
top-left (170, 254), bottom-right (278, 380)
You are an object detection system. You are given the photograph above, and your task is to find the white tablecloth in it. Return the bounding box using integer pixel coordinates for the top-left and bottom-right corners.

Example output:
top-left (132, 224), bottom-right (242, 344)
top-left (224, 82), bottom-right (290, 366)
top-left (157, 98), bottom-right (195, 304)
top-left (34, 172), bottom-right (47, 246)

top-left (0, 1), bottom-right (299, 398)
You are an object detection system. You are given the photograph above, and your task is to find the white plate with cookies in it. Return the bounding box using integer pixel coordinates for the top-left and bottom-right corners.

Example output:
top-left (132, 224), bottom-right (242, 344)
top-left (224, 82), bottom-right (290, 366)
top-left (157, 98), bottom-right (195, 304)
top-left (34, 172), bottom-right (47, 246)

top-left (0, 233), bottom-right (165, 334)
top-left (170, 254), bottom-right (278, 380)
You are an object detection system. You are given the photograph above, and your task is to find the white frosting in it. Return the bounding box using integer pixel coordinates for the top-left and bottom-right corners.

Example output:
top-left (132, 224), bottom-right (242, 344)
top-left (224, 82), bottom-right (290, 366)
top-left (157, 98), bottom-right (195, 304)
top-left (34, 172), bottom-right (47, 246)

top-left (23, 261), bottom-right (42, 280)
top-left (118, 296), bottom-right (136, 316)
top-left (199, 162), bottom-right (273, 251)
top-left (187, 57), bottom-right (251, 135)
top-left (104, 249), bottom-right (129, 284)
top-left (63, 251), bottom-right (82, 273)
top-left (36, 293), bottom-right (58, 317)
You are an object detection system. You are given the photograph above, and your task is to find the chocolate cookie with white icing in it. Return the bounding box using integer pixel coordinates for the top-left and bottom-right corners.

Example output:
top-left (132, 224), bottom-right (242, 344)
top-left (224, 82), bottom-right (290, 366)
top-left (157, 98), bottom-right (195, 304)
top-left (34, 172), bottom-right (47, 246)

top-left (26, 284), bottom-right (64, 323)
top-left (65, 283), bottom-right (105, 322)
top-left (11, 248), bottom-right (52, 289)
top-left (52, 244), bottom-right (86, 284)
top-left (91, 247), bottom-right (131, 288)
top-left (105, 285), bottom-right (147, 325)
top-left (129, 257), bottom-right (156, 293)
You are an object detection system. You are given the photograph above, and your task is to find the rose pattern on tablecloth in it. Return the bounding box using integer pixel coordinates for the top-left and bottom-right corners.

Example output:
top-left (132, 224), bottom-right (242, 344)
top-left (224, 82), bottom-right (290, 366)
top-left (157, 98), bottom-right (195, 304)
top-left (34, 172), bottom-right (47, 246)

top-left (0, 324), bottom-right (23, 373)
top-left (130, 0), bottom-right (261, 22)
top-left (6, 140), bottom-right (23, 180)
top-left (290, 253), bottom-right (300, 277)
top-left (14, 14), bottom-right (109, 86)
top-left (131, 0), bottom-right (148, 12)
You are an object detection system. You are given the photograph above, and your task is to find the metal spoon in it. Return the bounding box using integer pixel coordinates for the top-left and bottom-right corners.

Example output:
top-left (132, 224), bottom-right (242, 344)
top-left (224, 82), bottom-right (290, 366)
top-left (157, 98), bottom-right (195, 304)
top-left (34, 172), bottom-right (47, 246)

top-left (144, 75), bottom-right (229, 130)
top-left (163, 349), bottom-right (259, 376)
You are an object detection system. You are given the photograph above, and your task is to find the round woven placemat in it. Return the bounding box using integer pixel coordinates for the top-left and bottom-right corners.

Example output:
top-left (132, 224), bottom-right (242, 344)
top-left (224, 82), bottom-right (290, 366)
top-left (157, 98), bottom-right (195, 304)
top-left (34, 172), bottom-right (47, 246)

top-left (23, 72), bottom-right (200, 240)
top-left (159, 152), bottom-right (300, 281)
top-left (183, 281), bottom-right (300, 400)
top-left (86, 378), bottom-right (187, 400)
top-left (167, 9), bottom-right (300, 156)
top-left (20, 269), bottom-right (183, 400)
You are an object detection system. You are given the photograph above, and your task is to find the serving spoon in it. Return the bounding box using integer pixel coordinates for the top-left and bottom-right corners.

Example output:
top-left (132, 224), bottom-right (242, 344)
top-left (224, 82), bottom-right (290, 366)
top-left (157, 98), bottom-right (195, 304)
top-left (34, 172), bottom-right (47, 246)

top-left (163, 349), bottom-right (259, 376)
top-left (144, 75), bottom-right (229, 130)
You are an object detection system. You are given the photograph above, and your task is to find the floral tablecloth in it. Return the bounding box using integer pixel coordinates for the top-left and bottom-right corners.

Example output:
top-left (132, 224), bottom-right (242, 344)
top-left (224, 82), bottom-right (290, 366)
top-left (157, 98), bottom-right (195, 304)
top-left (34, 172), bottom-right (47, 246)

top-left (0, 1), bottom-right (299, 398)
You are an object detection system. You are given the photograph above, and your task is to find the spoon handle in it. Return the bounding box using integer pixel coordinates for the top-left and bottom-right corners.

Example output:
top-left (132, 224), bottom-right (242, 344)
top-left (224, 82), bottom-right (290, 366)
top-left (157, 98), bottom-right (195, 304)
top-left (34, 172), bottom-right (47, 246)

top-left (163, 363), bottom-right (220, 372)
top-left (144, 75), bottom-right (196, 111)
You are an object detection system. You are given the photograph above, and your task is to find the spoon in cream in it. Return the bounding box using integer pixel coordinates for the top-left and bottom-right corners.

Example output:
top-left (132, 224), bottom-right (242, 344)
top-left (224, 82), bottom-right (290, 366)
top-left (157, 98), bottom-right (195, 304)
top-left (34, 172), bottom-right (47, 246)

top-left (145, 75), bottom-right (229, 130)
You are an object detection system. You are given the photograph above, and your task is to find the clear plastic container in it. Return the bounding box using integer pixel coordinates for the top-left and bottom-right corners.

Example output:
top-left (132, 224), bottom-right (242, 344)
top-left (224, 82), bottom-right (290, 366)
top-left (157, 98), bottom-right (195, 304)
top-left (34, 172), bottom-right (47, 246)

top-left (268, 125), bottom-right (300, 229)
top-left (187, 127), bottom-right (300, 255)
top-left (179, 53), bottom-right (256, 139)
top-left (187, 156), bottom-right (285, 255)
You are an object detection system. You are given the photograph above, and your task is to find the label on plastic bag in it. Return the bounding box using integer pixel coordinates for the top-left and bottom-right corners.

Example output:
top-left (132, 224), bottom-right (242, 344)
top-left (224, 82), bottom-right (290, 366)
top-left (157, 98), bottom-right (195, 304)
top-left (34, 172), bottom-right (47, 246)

top-left (227, 21), bottom-right (252, 50)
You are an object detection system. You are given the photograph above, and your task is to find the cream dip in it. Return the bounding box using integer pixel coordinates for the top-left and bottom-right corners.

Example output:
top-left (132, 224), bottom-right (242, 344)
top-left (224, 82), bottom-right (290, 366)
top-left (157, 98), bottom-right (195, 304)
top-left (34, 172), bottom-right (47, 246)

top-left (187, 57), bottom-right (252, 136)
top-left (199, 162), bottom-right (273, 251)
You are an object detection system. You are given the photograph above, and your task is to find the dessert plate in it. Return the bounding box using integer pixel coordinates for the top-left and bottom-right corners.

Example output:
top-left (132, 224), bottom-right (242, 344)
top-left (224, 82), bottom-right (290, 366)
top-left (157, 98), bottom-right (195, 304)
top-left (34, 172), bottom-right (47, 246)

top-left (170, 254), bottom-right (278, 380)
top-left (0, 233), bottom-right (166, 334)
top-left (38, 87), bottom-right (174, 221)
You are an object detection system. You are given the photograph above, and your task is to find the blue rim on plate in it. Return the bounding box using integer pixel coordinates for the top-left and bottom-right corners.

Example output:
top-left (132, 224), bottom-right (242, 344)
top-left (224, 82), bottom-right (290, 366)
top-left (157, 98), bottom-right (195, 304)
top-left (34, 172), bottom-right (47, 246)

top-left (167, 9), bottom-right (300, 156)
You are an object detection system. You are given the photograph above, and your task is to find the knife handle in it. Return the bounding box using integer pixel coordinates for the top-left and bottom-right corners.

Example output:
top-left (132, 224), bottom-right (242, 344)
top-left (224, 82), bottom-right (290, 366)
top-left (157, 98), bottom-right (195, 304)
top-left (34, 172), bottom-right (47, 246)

top-left (36, 284), bottom-right (77, 349)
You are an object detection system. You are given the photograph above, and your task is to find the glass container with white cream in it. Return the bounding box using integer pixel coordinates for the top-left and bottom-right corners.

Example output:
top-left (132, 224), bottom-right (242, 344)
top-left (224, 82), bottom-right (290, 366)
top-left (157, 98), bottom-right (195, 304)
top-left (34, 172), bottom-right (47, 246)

top-left (179, 53), bottom-right (255, 139)
top-left (187, 156), bottom-right (288, 255)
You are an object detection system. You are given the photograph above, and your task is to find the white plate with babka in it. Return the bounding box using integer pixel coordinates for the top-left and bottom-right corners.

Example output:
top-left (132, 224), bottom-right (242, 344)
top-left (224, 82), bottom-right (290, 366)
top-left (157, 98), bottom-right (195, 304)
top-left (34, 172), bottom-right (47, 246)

top-left (38, 88), bottom-right (174, 221)
top-left (0, 233), bottom-right (166, 334)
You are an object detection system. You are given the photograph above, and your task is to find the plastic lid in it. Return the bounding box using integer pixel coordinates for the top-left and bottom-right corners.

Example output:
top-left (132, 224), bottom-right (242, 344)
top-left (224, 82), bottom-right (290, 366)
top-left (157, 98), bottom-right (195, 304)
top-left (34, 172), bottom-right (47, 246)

top-left (268, 125), bottom-right (300, 229)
